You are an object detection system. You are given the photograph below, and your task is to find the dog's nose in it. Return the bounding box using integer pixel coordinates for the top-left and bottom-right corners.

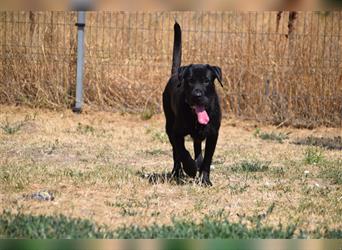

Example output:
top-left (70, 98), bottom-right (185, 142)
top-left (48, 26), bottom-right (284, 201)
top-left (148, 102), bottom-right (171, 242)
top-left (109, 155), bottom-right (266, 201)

top-left (192, 89), bottom-right (203, 98)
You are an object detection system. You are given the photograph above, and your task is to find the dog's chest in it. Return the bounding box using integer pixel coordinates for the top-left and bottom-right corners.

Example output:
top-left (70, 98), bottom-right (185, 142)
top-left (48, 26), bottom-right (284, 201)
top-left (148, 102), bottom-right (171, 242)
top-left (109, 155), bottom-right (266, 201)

top-left (190, 123), bottom-right (210, 141)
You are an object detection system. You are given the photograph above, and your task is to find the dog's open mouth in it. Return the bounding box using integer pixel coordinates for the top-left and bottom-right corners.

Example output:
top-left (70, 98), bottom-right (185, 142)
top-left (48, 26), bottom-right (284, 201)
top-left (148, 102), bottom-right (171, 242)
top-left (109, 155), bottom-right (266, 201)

top-left (193, 105), bottom-right (209, 125)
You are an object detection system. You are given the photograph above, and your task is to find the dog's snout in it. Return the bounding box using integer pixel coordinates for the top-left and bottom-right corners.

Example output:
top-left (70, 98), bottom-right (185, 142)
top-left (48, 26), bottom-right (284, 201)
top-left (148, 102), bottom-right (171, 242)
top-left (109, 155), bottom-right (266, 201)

top-left (192, 89), bottom-right (203, 98)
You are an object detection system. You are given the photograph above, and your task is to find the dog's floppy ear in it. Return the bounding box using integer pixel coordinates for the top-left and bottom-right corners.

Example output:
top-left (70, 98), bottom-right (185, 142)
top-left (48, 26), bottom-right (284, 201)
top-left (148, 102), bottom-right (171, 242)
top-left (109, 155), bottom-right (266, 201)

top-left (176, 65), bottom-right (190, 87)
top-left (208, 65), bottom-right (223, 88)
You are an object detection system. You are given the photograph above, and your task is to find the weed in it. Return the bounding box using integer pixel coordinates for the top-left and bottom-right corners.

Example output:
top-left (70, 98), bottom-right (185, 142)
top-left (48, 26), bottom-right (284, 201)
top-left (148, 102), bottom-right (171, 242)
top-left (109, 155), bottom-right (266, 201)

top-left (105, 200), bottom-right (142, 217)
top-left (62, 168), bottom-right (91, 182)
top-left (140, 108), bottom-right (155, 120)
top-left (228, 183), bottom-right (249, 194)
top-left (151, 211), bottom-right (160, 217)
top-left (144, 149), bottom-right (167, 156)
top-left (241, 203), bottom-right (276, 225)
top-left (319, 160), bottom-right (342, 185)
top-left (60, 165), bottom-right (132, 186)
top-left (0, 164), bottom-right (48, 191)
top-left (298, 198), bottom-right (316, 213)
top-left (1, 118), bottom-right (24, 135)
top-left (231, 161), bottom-right (270, 172)
top-left (0, 113), bottom-right (37, 135)
top-left (76, 123), bottom-right (95, 134)
top-left (146, 128), bottom-right (168, 143)
top-left (270, 167), bottom-right (285, 178)
top-left (152, 132), bottom-right (168, 143)
top-left (253, 128), bottom-right (261, 137)
top-left (254, 129), bottom-right (289, 143)
top-left (304, 147), bottom-right (324, 165)
top-left (119, 208), bottom-right (139, 217)
top-left (302, 185), bottom-right (331, 196)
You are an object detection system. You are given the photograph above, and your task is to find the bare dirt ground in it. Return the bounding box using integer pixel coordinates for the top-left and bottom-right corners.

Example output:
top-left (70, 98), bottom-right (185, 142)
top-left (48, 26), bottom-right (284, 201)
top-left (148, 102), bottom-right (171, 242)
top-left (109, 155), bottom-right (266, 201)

top-left (0, 105), bottom-right (341, 235)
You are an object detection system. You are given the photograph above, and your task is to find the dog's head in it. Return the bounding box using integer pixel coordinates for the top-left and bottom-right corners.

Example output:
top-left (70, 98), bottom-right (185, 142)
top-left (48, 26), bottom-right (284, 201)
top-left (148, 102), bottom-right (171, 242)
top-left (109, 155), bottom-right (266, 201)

top-left (177, 64), bottom-right (222, 106)
top-left (177, 64), bottom-right (222, 125)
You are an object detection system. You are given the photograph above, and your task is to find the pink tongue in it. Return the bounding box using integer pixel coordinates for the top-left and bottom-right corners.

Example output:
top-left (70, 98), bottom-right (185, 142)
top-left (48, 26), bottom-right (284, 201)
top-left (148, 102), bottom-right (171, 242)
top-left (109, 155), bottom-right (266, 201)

top-left (195, 106), bottom-right (209, 125)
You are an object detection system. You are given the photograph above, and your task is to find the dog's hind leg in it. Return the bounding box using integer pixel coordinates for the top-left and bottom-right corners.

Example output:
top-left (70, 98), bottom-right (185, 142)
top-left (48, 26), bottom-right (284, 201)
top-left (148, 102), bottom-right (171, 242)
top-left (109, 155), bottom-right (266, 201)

top-left (165, 120), bottom-right (183, 179)
top-left (167, 133), bottom-right (196, 179)
top-left (163, 93), bottom-right (183, 179)
top-left (173, 136), bottom-right (197, 178)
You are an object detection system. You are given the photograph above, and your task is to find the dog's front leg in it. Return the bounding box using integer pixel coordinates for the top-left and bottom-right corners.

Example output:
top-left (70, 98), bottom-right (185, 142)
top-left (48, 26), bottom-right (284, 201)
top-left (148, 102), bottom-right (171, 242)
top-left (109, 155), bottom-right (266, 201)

top-left (171, 150), bottom-right (182, 179)
top-left (194, 140), bottom-right (203, 171)
top-left (174, 136), bottom-right (197, 178)
top-left (200, 132), bottom-right (218, 186)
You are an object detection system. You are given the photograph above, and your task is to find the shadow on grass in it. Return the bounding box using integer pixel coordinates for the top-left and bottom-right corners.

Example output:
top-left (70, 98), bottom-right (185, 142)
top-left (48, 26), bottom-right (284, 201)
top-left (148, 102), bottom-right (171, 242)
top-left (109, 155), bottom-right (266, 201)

top-left (0, 210), bottom-right (341, 239)
top-left (293, 136), bottom-right (342, 150)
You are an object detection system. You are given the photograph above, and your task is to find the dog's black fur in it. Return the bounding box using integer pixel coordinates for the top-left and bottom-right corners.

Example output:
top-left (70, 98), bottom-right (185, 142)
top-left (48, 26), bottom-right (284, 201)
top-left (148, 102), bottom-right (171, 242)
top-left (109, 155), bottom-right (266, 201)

top-left (162, 22), bottom-right (222, 186)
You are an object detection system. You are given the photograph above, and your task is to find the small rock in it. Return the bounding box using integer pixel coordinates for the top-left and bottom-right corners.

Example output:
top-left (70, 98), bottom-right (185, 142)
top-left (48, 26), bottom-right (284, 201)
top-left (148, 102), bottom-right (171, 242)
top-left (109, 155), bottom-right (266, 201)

top-left (24, 191), bottom-right (54, 201)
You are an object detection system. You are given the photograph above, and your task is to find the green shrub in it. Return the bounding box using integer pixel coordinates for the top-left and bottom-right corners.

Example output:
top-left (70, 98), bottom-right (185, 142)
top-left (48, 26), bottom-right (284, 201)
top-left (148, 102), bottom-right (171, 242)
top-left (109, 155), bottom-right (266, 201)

top-left (304, 147), bottom-right (324, 165)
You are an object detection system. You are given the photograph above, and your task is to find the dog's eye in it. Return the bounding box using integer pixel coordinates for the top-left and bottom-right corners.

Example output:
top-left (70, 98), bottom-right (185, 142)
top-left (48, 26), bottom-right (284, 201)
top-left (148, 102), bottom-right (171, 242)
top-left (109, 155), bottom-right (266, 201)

top-left (203, 79), bottom-right (210, 86)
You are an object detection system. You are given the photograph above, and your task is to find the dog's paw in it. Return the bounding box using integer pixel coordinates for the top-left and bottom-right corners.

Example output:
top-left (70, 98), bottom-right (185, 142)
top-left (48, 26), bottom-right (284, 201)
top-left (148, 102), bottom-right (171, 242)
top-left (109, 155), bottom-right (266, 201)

top-left (171, 166), bottom-right (184, 179)
top-left (183, 165), bottom-right (197, 178)
top-left (180, 152), bottom-right (197, 178)
top-left (200, 172), bottom-right (212, 187)
top-left (182, 159), bottom-right (197, 178)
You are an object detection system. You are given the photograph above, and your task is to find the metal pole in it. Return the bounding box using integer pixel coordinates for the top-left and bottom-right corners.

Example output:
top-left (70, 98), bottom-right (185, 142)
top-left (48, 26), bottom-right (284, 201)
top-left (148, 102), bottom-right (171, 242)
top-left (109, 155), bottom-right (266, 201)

top-left (72, 11), bottom-right (86, 113)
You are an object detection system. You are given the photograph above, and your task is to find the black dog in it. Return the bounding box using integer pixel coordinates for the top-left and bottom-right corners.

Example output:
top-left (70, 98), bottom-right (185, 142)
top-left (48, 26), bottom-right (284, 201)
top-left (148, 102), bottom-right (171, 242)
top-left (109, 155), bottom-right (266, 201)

top-left (162, 22), bottom-right (223, 186)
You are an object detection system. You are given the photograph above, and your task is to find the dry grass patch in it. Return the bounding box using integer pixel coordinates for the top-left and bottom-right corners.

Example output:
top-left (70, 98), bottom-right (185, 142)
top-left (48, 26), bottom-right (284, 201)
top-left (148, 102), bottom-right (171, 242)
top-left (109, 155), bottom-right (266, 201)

top-left (0, 105), bottom-right (341, 238)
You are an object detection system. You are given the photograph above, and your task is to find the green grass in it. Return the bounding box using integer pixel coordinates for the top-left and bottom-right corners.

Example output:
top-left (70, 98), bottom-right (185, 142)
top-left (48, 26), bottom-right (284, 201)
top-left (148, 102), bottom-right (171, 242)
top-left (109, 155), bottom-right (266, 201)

top-left (228, 183), bottom-right (249, 194)
top-left (0, 164), bottom-right (48, 191)
top-left (0, 114), bottom-right (36, 135)
top-left (145, 127), bottom-right (168, 143)
top-left (304, 147), bottom-right (324, 165)
top-left (144, 149), bottom-right (168, 156)
top-left (1, 118), bottom-right (25, 135)
top-left (0, 211), bottom-right (113, 239)
top-left (254, 129), bottom-right (289, 143)
top-left (140, 108), bottom-right (155, 120)
top-left (0, 163), bottom-right (133, 192)
top-left (114, 217), bottom-right (298, 239)
top-left (319, 160), bottom-right (342, 185)
top-left (1, 211), bottom-right (340, 239)
top-left (231, 161), bottom-right (270, 172)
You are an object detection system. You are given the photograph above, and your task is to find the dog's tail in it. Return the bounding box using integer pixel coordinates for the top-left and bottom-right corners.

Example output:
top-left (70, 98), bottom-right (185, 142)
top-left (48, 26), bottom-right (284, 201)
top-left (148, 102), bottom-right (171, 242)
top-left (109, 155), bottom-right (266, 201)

top-left (171, 22), bottom-right (182, 75)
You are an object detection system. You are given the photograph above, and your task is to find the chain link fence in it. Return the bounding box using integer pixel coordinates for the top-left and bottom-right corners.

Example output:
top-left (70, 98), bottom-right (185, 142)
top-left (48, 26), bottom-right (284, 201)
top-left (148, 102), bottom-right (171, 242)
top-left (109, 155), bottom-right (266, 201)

top-left (0, 11), bottom-right (341, 127)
